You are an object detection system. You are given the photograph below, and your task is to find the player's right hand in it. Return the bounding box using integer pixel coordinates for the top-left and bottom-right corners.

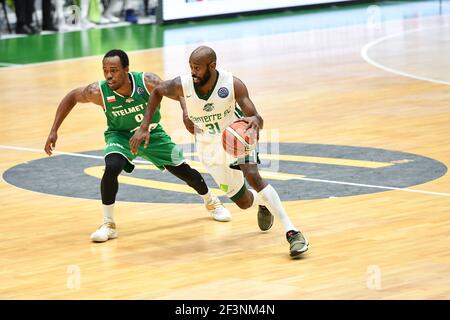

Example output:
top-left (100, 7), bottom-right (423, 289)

top-left (129, 126), bottom-right (150, 155)
top-left (44, 131), bottom-right (58, 156)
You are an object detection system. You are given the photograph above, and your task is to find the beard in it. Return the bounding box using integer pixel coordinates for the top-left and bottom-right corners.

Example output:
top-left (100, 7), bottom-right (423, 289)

top-left (193, 69), bottom-right (211, 87)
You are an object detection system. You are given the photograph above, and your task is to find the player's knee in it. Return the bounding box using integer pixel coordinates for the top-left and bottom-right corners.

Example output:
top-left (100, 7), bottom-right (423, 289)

top-left (165, 163), bottom-right (208, 194)
top-left (186, 172), bottom-right (205, 188)
top-left (166, 163), bottom-right (195, 182)
top-left (245, 173), bottom-right (266, 191)
top-left (104, 162), bottom-right (122, 177)
top-left (104, 154), bottom-right (126, 177)
top-left (232, 191), bottom-right (253, 210)
top-left (234, 199), bottom-right (252, 210)
top-left (241, 165), bottom-right (265, 188)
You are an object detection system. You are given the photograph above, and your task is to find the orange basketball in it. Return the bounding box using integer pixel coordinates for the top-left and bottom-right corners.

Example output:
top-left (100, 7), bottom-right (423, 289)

top-left (222, 120), bottom-right (256, 157)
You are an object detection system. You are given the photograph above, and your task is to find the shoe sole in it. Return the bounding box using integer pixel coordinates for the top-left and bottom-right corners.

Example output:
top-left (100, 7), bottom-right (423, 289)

top-left (290, 240), bottom-right (309, 258)
top-left (211, 208), bottom-right (232, 222)
top-left (213, 216), bottom-right (232, 222)
top-left (90, 232), bottom-right (118, 242)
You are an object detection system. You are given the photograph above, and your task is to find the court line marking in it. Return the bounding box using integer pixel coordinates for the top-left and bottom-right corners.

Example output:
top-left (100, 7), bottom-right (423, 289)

top-left (0, 62), bottom-right (19, 67)
top-left (361, 26), bottom-right (450, 86)
top-left (0, 46), bottom-right (163, 69)
top-left (3, 14), bottom-right (449, 70)
top-left (84, 165), bottom-right (226, 195)
top-left (185, 152), bottom-right (394, 168)
top-left (1, 144), bottom-right (449, 197)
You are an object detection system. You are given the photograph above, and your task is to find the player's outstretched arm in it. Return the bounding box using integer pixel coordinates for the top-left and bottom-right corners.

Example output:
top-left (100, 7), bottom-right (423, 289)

top-left (44, 82), bottom-right (103, 156)
top-left (233, 77), bottom-right (264, 135)
top-left (144, 72), bottom-right (162, 89)
top-left (145, 72), bottom-right (193, 133)
top-left (144, 72), bottom-right (182, 101)
top-left (129, 77), bottom-right (184, 154)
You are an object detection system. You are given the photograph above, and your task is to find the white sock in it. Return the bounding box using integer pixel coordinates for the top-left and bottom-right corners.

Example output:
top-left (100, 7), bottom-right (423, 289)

top-left (249, 189), bottom-right (264, 208)
top-left (200, 190), bottom-right (213, 203)
top-left (258, 185), bottom-right (298, 233)
top-left (102, 204), bottom-right (115, 223)
top-left (81, 0), bottom-right (89, 20)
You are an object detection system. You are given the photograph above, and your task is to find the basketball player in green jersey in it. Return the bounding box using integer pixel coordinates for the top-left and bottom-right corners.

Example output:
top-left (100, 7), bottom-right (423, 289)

top-left (44, 49), bottom-right (231, 243)
top-left (130, 46), bottom-right (309, 258)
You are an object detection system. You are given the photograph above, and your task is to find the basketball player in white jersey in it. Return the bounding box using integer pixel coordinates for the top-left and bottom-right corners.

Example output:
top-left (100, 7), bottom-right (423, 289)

top-left (130, 46), bottom-right (308, 257)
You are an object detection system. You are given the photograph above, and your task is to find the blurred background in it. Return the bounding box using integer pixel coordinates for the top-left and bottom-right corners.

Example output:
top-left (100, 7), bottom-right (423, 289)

top-left (1, 1), bottom-right (448, 65)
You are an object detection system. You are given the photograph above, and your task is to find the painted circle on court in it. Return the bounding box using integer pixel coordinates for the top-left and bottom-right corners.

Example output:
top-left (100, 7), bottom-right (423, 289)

top-left (362, 26), bottom-right (450, 85)
top-left (2, 143), bottom-right (447, 203)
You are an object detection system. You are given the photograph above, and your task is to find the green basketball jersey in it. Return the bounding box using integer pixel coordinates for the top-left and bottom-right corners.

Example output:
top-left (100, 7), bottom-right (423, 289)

top-left (99, 72), bottom-right (161, 134)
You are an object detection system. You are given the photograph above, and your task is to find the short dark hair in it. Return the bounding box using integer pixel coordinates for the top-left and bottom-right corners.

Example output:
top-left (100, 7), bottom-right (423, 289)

top-left (103, 49), bottom-right (129, 68)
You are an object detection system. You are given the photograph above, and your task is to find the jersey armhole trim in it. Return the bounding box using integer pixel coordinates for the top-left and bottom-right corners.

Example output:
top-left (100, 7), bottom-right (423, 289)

top-left (180, 75), bottom-right (190, 98)
top-left (142, 72), bottom-right (152, 96)
top-left (98, 80), bottom-right (106, 112)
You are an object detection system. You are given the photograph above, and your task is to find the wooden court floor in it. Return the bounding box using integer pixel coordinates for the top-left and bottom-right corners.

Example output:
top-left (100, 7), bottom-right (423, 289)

top-left (0, 14), bottom-right (449, 299)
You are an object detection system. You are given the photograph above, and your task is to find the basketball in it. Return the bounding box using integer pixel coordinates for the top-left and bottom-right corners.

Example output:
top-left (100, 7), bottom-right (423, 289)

top-left (222, 120), bottom-right (257, 157)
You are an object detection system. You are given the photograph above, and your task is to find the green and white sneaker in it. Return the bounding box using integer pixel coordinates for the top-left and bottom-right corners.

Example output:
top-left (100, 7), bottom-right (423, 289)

top-left (258, 205), bottom-right (274, 231)
top-left (286, 230), bottom-right (309, 258)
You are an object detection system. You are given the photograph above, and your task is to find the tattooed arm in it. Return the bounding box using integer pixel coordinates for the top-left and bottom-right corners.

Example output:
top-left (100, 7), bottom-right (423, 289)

top-left (44, 82), bottom-right (103, 156)
top-left (144, 72), bottom-right (182, 101)
top-left (129, 77), bottom-right (184, 154)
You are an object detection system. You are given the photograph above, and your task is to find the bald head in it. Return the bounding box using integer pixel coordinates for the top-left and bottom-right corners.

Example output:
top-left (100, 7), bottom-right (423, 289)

top-left (189, 46), bottom-right (218, 87)
top-left (190, 46), bottom-right (217, 65)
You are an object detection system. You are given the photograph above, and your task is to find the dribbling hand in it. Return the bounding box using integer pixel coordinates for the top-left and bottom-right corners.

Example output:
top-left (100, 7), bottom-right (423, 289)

top-left (241, 116), bottom-right (260, 141)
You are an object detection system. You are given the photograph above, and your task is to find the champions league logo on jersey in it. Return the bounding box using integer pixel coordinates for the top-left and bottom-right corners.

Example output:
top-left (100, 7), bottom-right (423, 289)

top-left (218, 87), bottom-right (229, 98)
top-left (137, 87), bottom-right (145, 96)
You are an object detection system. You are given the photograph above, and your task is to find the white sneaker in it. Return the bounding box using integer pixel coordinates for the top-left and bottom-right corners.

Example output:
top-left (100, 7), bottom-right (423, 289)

top-left (98, 16), bottom-right (111, 24)
top-left (104, 14), bottom-right (120, 23)
top-left (90, 222), bottom-right (118, 242)
top-left (205, 194), bottom-right (232, 222)
top-left (80, 18), bottom-right (96, 29)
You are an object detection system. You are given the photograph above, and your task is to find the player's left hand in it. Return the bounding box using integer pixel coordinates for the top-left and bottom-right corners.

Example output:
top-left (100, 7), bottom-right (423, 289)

top-left (183, 115), bottom-right (204, 135)
top-left (129, 127), bottom-right (150, 155)
top-left (183, 115), bottom-right (195, 135)
top-left (241, 116), bottom-right (260, 140)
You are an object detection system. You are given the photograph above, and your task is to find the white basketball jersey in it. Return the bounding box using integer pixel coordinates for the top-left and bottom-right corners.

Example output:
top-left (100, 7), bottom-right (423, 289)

top-left (181, 69), bottom-right (242, 138)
